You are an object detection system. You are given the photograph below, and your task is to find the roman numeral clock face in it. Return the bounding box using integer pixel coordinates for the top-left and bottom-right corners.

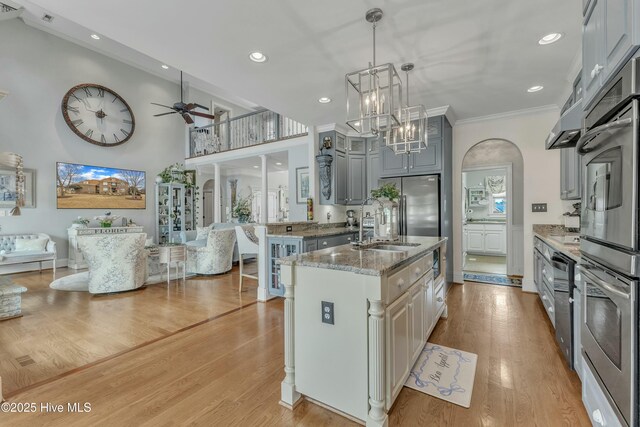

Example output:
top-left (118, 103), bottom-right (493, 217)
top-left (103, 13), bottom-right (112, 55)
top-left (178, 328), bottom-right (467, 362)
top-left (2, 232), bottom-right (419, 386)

top-left (61, 84), bottom-right (135, 147)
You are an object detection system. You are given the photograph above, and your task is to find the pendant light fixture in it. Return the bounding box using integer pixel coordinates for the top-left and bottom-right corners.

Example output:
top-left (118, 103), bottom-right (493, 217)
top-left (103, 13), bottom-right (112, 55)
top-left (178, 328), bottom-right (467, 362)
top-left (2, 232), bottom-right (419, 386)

top-left (345, 8), bottom-right (402, 137)
top-left (387, 63), bottom-right (428, 154)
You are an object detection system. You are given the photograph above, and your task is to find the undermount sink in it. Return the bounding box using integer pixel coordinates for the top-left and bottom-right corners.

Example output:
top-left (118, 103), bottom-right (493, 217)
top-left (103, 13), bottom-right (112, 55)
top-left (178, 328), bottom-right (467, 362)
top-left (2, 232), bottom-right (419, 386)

top-left (360, 242), bottom-right (420, 253)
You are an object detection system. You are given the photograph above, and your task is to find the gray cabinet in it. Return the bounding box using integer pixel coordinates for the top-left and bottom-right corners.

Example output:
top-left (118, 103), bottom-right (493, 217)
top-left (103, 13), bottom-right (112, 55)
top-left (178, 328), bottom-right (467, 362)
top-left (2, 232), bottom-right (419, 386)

top-left (336, 150), bottom-right (348, 205)
top-left (380, 116), bottom-right (448, 177)
top-left (303, 238), bottom-right (318, 252)
top-left (560, 147), bottom-right (582, 200)
top-left (367, 141), bottom-right (381, 201)
top-left (347, 154), bottom-right (366, 205)
top-left (582, 0), bottom-right (640, 108)
top-left (347, 137), bottom-right (366, 155)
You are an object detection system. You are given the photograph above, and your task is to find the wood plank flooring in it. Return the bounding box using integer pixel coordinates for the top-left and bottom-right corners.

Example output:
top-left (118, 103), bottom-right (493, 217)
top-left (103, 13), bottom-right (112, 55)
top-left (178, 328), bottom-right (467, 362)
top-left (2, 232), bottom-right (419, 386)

top-left (1, 276), bottom-right (590, 426)
top-left (0, 264), bottom-right (258, 395)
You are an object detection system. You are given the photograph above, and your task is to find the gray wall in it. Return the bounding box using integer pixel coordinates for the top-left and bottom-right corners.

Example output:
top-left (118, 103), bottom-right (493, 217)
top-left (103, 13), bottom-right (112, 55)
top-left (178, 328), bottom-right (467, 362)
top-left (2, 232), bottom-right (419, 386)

top-left (0, 20), bottom-right (241, 260)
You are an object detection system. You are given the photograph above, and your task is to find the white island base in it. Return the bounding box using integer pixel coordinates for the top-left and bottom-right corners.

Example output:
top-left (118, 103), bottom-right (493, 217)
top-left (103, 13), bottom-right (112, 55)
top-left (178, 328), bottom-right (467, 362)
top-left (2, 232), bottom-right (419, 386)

top-left (279, 237), bottom-right (448, 426)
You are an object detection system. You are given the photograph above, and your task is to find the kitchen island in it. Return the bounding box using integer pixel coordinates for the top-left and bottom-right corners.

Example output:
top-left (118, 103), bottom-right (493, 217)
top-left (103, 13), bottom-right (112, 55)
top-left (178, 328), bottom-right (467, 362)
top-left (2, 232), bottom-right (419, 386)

top-left (279, 236), bottom-right (448, 426)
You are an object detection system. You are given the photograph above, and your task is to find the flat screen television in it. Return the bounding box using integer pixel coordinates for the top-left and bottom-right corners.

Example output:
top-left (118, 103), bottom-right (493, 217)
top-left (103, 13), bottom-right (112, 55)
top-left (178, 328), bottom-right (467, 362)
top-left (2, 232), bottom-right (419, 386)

top-left (56, 161), bottom-right (146, 209)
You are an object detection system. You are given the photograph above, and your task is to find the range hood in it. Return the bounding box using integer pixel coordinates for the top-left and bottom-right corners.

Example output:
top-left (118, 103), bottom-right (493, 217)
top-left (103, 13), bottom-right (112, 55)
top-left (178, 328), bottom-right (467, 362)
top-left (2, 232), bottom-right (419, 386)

top-left (545, 99), bottom-right (583, 149)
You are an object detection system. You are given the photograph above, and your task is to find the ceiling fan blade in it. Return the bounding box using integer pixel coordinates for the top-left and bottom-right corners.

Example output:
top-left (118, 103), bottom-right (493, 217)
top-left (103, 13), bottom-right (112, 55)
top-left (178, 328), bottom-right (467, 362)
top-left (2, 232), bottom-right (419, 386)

top-left (182, 113), bottom-right (194, 124)
top-left (190, 111), bottom-right (216, 120)
top-left (192, 103), bottom-right (210, 111)
top-left (154, 111), bottom-right (178, 117)
top-left (151, 102), bottom-right (175, 109)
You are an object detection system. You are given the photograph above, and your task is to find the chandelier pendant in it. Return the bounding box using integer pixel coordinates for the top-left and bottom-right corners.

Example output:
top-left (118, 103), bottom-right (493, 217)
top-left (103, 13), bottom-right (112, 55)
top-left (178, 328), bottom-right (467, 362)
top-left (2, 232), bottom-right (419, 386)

top-left (387, 63), bottom-right (428, 155)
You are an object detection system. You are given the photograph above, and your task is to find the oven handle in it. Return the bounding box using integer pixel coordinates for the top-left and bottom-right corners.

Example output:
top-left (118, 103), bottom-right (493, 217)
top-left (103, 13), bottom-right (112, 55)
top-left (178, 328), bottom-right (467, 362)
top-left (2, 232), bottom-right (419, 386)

top-left (576, 117), bottom-right (633, 155)
top-left (577, 265), bottom-right (630, 300)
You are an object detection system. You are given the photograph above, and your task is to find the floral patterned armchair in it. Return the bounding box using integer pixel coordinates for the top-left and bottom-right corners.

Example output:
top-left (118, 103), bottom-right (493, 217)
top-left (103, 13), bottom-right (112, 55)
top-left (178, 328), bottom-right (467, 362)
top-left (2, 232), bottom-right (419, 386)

top-left (186, 229), bottom-right (236, 275)
top-left (77, 233), bottom-right (147, 294)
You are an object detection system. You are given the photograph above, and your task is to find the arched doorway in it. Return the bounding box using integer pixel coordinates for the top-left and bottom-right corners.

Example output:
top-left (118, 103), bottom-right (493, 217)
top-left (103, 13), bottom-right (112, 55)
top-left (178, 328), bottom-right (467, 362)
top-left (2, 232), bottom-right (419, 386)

top-left (461, 139), bottom-right (524, 286)
top-left (202, 179), bottom-right (215, 226)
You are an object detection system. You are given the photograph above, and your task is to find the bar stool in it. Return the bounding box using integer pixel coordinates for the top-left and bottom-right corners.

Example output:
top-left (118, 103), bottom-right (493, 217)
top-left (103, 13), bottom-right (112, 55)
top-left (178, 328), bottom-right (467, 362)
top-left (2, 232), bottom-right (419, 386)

top-left (234, 226), bottom-right (259, 292)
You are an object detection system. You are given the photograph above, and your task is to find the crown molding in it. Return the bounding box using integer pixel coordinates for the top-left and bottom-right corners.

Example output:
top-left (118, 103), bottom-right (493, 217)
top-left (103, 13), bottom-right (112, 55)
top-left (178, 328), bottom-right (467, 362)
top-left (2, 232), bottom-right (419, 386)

top-left (427, 105), bottom-right (457, 126)
top-left (455, 104), bottom-right (559, 126)
top-left (316, 123), bottom-right (350, 135)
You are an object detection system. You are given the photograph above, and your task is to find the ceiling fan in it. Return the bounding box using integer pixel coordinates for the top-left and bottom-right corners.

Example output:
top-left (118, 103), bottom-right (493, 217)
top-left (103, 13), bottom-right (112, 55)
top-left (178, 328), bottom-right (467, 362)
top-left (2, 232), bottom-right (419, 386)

top-left (151, 71), bottom-right (215, 125)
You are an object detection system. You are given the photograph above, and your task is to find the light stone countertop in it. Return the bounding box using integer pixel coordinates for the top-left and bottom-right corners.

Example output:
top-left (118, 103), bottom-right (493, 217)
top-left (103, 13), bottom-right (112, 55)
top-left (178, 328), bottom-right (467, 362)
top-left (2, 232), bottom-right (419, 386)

top-left (278, 235), bottom-right (447, 276)
top-left (268, 227), bottom-right (359, 239)
top-left (533, 224), bottom-right (581, 261)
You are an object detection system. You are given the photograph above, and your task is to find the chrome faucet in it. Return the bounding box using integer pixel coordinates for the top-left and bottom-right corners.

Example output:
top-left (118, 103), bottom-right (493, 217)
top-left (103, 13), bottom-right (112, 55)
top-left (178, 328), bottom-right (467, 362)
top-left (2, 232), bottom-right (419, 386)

top-left (356, 197), bottom-right (383, 245)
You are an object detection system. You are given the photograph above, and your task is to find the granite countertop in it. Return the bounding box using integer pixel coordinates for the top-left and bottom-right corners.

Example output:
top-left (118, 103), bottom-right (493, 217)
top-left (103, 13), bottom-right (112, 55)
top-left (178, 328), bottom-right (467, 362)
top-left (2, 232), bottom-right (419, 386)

top-left (533, 224), bottom-right (581, 261)
top-left (278, 236), bottom-right (446, 276)
top-left (268, 227), bottom-right (359, 239)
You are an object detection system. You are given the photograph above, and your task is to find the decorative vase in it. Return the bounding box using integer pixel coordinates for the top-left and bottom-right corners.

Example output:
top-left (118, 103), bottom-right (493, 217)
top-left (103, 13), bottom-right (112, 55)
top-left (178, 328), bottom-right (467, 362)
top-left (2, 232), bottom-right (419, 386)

top-left (100, 221), bottom-right (112, 228)
top-left (374, 198), bottom-right (399, 240)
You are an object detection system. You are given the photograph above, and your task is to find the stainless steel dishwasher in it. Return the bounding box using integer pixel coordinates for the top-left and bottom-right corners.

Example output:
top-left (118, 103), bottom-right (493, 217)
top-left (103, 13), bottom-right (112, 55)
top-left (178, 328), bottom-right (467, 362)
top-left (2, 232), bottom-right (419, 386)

top-left (552, 252), bottom-right (576, 369)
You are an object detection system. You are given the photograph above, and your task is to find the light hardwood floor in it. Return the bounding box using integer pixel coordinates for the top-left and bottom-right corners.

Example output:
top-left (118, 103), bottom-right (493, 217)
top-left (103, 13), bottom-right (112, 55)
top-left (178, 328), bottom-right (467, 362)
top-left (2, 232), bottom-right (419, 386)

top-left (0, 264), bottom-right (258, 395)
top-left (1, 273), bottom-right (590, 426)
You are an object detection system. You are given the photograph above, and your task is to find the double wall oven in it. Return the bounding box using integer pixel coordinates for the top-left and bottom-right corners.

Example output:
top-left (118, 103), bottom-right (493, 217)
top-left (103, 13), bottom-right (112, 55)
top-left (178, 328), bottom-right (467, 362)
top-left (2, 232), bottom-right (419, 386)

top-left (577, 56), bottom-right (640, 427)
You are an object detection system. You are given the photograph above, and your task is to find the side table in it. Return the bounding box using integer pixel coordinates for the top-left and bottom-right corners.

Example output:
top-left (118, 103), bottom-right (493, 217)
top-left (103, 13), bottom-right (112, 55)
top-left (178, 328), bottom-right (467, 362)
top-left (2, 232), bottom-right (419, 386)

top-left (158, 244), bottom-right (187, 285)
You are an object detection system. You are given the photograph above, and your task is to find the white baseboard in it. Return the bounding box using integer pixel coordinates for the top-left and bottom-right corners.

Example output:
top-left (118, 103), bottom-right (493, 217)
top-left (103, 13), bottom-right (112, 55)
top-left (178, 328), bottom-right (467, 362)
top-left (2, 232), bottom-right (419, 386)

top-left (0, 258), bottom-right (67, 275)
top-left (257, 287), bottom-right (278, 302)
top-left (521, 277), bottom-right (536, 293)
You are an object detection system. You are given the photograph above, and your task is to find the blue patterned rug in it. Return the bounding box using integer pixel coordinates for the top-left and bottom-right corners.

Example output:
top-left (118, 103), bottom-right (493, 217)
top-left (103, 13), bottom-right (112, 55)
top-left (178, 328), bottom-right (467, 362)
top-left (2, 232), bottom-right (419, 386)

top-left (463, 272), bottom-right (522, 287)
top-left (405, 342), bottom-right (478, 408)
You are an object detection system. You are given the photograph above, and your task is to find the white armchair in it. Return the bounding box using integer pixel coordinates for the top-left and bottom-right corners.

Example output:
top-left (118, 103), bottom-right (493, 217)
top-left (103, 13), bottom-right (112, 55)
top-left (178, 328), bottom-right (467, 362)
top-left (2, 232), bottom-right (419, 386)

top-left (77, 233), bottom-right (147, 294)
top-left (235, 226), bottom-right (259, 292)
top-left (186, 229), bottom-right (236, 275)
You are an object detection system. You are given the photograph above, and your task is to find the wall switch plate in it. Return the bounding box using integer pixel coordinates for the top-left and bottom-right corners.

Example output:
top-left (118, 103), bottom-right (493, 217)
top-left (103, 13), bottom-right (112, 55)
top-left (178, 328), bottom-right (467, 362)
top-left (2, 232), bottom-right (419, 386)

top-left (532, 203), bottom-right (548, 212)
top-left (286, 225), bottom-right (293, 232)
top-left (321, 301), bottom-right (334, 325)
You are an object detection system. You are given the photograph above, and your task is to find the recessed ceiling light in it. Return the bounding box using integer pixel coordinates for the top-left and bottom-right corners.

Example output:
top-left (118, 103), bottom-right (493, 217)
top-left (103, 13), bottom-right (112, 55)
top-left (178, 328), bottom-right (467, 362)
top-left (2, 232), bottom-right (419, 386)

top-left (527, 85), bottom-right (544, 93)
top-left (161, 64), bottom-right (169, 70)
top-left (249, 52), bottom-right (267, 63)
top-left (276, 162), bottom-right (282, 166)
top-left (253, 165), bottom-right (260, 169)
top-left (90, 34), bottom-right (101, 40)
top-left (538, 33), bottom-right (563, 45)
top-left (318, 97), bottom-right (331, 104)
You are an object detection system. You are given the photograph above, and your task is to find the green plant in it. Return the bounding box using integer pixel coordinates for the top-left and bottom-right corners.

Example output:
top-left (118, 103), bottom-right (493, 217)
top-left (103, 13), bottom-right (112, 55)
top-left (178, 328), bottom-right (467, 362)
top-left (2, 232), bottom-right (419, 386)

top-left (157, 163), bottom-right (197, 189)
top-left (73, 216), bottom-right (90, 226)
top-left (371, 183), bottom-right (400, 201)
top-left (233, 195), bottom-right (252, 222)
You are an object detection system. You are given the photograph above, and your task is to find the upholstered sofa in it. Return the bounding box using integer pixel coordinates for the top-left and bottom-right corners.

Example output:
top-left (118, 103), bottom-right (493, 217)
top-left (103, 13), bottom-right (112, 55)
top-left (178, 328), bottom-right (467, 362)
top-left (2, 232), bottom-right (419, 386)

top-left (77, 233), bottom-right (147, 294)
top-left (0, 233), bottom-right (57, 273)
top-left (186, 229), bottom-right (236, 275)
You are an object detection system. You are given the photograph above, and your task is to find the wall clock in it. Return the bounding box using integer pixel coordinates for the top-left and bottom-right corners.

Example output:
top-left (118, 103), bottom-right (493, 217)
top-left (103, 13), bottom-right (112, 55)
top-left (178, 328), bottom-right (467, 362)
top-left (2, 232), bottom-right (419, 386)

top-left (61, 83), bottom-right (135, 147)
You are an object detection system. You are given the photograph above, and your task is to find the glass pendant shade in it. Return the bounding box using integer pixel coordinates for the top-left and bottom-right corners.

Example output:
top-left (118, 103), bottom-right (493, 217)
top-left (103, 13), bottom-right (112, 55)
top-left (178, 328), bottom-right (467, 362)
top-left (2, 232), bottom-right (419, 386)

top-left (346, 63), bottom-right (402, 136)
top-left (387, 104), bottom-right (428, 154)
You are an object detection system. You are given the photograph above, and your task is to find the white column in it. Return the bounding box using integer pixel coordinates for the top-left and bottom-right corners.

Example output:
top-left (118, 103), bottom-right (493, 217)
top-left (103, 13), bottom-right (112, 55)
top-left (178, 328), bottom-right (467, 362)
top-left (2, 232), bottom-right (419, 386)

top-left (280, 264), bottom-right (302, 409)
top-left (367, 299), bottom-right (388, 427)
top-left (260, 154), bottom-right (268, 223)
top-left (213, 163), bottom-right (221, 223)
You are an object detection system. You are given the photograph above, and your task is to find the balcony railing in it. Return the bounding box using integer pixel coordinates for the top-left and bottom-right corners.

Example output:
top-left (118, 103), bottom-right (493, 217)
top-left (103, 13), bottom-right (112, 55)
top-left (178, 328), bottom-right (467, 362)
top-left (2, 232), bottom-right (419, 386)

top-left (189, 109), bottom-right (308, 158)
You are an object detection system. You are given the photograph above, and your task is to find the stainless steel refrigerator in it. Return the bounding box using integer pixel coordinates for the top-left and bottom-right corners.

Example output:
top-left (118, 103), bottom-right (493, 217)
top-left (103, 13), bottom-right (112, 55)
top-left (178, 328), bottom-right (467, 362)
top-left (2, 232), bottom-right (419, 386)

top-left (379, 175), bottom-right (440, 237)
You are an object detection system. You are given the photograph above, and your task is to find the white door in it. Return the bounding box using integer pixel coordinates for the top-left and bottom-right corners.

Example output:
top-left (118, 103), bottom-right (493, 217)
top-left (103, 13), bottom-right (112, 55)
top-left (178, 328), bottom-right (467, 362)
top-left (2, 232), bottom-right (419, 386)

top-left (467, 230), bottom-right (485, 253)
top-left (268, 191), bottom-right (278, 222)
top-left (386, 293), bottom-right (410, 408)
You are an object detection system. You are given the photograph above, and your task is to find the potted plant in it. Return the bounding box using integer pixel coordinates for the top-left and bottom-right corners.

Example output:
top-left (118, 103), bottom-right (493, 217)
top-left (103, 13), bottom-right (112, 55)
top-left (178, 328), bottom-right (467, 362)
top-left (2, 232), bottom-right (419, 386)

top-left (233, 195), bottom-right (252, 223)
top-left (71, 216), bottom-right (90, 228)
top-left (370, 182), bottom-right (400, 201)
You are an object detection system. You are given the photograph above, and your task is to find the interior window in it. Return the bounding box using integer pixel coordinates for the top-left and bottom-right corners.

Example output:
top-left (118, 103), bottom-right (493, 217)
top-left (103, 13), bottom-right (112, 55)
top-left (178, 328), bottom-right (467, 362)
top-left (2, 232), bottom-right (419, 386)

top-left (490, 192), bottom-right (506, 216)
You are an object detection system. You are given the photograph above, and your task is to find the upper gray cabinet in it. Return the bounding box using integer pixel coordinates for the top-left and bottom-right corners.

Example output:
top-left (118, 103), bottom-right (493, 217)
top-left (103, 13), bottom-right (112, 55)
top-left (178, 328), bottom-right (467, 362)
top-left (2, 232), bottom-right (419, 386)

top-left (347, 137), bottom-right (366, 155)
top-left (347, 153), bottom-right (367, 205)
top-left (560, 147), bottom-right (582, 200)
top-left (380, 115), bottom-right (450, 178)
top-left (318, 131), bottom-right (369, 205)
top-left (582, 0), bottom-right (640, 108)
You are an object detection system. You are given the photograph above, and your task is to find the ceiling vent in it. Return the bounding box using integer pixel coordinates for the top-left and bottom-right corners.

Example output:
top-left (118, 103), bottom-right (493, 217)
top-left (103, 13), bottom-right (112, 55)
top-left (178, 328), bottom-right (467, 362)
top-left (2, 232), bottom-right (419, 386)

top-left (0, 1), bottom-right (24, 21)
top-left (41, 14), bottom-right (54, 23)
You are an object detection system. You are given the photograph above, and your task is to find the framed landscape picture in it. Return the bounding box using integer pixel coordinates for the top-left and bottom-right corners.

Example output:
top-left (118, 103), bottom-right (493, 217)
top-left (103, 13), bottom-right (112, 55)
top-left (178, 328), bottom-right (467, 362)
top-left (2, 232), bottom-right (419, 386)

top-left (56, 162), bottom-right (146, 209)
top-left (296, 167), bottom-right (309, 204)
top-left (0, 168), bottom-right (36, 208)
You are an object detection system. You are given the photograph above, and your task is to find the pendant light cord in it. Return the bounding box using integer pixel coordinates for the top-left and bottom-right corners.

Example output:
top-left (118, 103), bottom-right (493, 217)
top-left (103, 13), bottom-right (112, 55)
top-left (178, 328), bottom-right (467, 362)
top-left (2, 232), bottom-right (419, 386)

top-left (372, 21), bottom-right (376, 67)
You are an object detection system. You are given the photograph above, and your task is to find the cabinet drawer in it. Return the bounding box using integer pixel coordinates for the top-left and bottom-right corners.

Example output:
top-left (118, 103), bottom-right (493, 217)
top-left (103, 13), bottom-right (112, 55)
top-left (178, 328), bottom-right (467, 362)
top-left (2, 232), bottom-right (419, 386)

top-left (408, 256), bottom-right (429, 284)
top-left (582, 357), bottom-right (623, 427)
top-left (387, 267), bottom-right (412, 304)
top-left (434, 279), bottom-right (445, 317)
top-left (465, 224), bottom-right (484, 231)
top-left (484, 224), bottom-right (505, 231)
top-left (317, 235), bottom-right (347, 248)
top-left (541, 284), bottom-right (555, 328)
